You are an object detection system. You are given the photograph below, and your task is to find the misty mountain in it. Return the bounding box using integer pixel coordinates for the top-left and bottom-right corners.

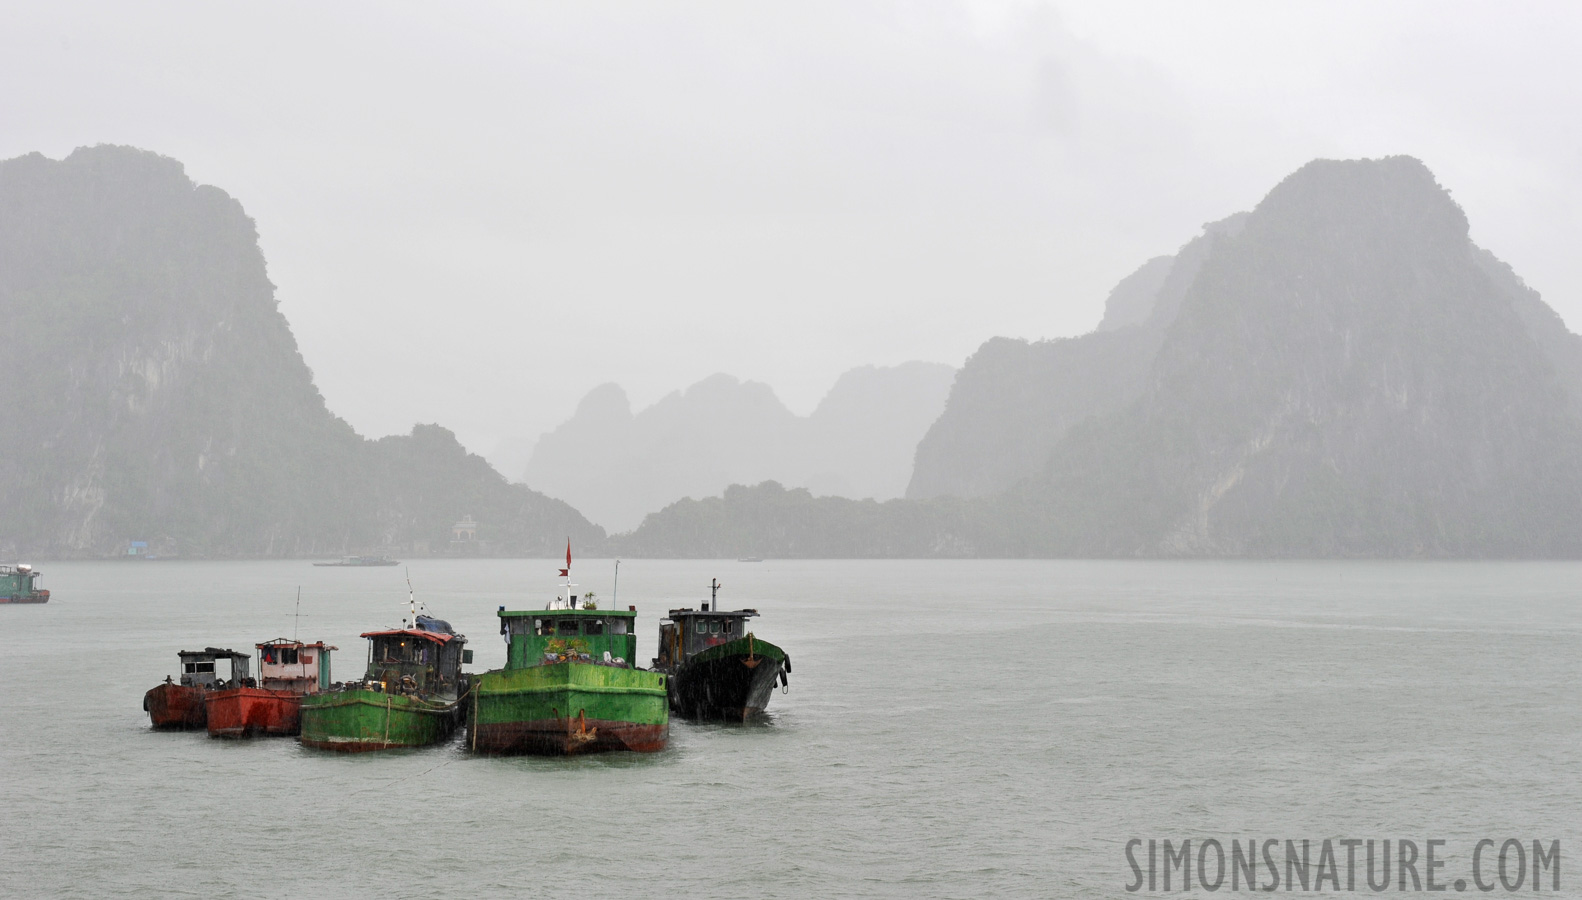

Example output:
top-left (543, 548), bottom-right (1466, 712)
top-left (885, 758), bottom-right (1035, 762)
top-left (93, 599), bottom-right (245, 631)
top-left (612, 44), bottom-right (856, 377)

top-left (622, 156), bottom-right (1582, 557)
top-left (523, 363), bottom-right (954, 531)
top-left (906, 213), bottom-right (1246, 500)
top-left (0, 145), bottom-right (602, 558)
top-left (1023, 156), bottom-right (1582, 556)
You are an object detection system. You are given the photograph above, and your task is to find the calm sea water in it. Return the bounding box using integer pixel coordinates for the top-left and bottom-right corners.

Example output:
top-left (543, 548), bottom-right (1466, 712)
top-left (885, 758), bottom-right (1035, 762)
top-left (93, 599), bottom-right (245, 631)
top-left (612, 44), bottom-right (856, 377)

top-left (1, 559), bottom-right (1579, 898)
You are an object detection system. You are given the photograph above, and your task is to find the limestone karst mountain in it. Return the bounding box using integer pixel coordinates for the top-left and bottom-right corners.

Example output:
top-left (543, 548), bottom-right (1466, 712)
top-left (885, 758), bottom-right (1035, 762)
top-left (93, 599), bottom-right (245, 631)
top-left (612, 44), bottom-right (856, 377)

top-left (0, 145), bottom-right (601, 557)
top-left (523, 362), bottom-right (955, 531)
top-left (905, 213), bottom-right (1246, 500)
top-left (620, 156), bottom-right (1582, 557)
top-left (1024, 156), bottom-right (1582, 556)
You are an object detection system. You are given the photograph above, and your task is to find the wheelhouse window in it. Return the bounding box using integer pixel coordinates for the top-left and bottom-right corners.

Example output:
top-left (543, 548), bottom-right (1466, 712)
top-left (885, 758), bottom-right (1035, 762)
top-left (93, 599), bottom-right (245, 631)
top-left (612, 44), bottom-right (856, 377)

top-left (183, 661), bottom-right (215, 675)
top-left (556, 619), bottom-right (580, 636)
top-left (724, 619), bottom-right (736, 634)
top-left (264, 646), bottom-right (299, 665)
top-left (584, 618), bottom-right (605, 635)
top-left (710, 620), bottom-right (721, 634)
top-left (695, 619), bottom-right (707, 634)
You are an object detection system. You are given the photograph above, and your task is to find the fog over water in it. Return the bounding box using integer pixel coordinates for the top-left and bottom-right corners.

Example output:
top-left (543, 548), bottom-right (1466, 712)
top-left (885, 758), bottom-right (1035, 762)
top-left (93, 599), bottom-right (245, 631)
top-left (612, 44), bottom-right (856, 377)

top-left (3, 2), bottom-right (1578, 459)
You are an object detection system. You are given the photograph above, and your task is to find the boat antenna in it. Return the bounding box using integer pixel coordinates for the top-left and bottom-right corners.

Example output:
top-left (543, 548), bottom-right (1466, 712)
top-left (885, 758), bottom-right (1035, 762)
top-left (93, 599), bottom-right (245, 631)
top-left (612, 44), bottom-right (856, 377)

top-left (613, 559), bottom-right (620, 606)
top-left (709, 577), bottom-right (721, 612)
top-left (406, 568), bottom-right (417, 628)
top-left (293, 587), bottom-right (301, 642)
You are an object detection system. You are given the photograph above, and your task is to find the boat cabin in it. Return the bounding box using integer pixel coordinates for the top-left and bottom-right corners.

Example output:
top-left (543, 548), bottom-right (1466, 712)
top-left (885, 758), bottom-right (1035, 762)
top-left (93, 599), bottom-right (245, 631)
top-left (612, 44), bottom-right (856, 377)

top-left (257, 639), bottom-right (335, 693)
top-left (656, 607), bottom-right (759, 668)
top-left (498, 605), bottom-right (638, 669)
top-left (360, 615), bottom-right (470, 697)
top-left (178, 647), bottom-right (250, 688)
top-left (0, 564), bottom-right (46, 602)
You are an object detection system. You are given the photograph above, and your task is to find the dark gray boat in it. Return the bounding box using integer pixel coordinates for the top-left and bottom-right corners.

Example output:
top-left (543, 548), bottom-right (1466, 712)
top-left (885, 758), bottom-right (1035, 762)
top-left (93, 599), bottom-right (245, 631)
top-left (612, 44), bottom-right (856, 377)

top-left (653, 579), bottom-right (790, 721)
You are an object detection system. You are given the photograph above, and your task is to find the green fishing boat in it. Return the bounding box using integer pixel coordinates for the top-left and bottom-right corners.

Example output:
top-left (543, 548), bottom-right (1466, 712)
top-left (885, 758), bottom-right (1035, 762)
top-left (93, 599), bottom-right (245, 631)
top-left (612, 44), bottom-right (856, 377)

top-left (300, 609), bottom-right (471, 753)
top-left (468, 551), bottom-right (668, 755)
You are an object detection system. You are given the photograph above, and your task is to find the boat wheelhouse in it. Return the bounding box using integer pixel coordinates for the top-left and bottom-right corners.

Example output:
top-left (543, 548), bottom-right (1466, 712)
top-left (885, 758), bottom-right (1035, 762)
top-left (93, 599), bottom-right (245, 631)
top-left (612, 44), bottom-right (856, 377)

top-left (0, 564), bottom-right (48, 603)
top-left (655, 579), bottom-right (790, 721)
top-left (300, 614), bottom-right (473, 752)
top-left (143, 647), bottom-right (250, 730)
top-left (205, 639), bottom-right (335, 737)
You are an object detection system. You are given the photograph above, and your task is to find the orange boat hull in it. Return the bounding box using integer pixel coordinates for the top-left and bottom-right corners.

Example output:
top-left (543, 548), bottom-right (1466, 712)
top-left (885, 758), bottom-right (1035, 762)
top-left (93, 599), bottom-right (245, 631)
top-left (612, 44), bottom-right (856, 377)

top-left (205, 687), bottom-right (302, 737)
top-left (144, 682), bottom-right (207, 729)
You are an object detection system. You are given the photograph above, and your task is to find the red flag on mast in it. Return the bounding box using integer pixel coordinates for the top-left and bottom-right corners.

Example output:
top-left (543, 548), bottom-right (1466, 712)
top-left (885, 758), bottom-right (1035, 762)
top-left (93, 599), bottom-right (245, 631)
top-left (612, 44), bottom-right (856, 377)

top-left (559, 540), bottom-right (570, 577)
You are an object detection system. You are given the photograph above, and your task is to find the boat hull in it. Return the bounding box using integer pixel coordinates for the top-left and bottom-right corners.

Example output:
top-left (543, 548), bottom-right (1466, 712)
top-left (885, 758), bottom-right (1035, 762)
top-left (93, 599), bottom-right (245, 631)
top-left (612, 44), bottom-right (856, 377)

top-left (144, 682), bottom-right (207, 729)
top-left (668, 635), bottom-right (787, 721)
top-left (0, 591), bottom-right (48, 603)
top-left (205, 687), bottom-right (303, 737)
top-left (469, 662), bottom-right (668, 755)
top-left (300, 688), bottom-right (463, 752)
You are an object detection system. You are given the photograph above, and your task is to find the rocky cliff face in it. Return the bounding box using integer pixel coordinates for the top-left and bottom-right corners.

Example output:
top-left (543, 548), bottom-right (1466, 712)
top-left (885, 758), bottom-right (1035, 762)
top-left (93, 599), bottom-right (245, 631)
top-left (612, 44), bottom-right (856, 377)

top-left (1029, 156), bottom-right (1582, 556)
top-left (0, 145), bottom-right (600, 557)
top-left (526, 363), bottom-right (954, 531)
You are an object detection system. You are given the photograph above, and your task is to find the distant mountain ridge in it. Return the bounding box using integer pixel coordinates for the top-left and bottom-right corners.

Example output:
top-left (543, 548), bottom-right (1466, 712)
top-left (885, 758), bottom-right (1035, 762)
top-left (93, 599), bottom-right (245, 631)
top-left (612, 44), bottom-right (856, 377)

top-left (618, 156), bottom-right (1582, 557)
top-left (0, 145), bottom-right (602, 558)
top-left (524, 362), bottom-right (955, 531)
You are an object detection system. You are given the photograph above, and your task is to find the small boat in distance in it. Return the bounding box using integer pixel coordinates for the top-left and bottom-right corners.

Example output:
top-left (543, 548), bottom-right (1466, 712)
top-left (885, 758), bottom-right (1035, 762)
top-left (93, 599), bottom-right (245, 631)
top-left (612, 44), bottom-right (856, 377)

top-left (206, 638), bottom-right (335, 737)
top-left (736, 557), bottom-right (764, 563)
top-left (0, 564), bottom-right (49, 603)
top-left (301, 583), bottom-right (473, 752)
top-left (144, 648), bottom-right (250, 729)
top-left (313, 555), bottom-right (400, 567)
top-left (655, 578), bottom-right (790, 722)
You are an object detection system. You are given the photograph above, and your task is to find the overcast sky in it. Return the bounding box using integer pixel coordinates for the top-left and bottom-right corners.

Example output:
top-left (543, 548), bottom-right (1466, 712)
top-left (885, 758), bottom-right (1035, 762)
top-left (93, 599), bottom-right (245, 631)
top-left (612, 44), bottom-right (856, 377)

top-left (4, 2), bottom-right (1579, 470)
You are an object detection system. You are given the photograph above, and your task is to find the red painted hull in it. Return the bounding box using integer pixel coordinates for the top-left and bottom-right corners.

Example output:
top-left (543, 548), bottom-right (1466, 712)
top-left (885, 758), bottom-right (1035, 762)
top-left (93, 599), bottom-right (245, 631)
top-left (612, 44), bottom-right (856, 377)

top-left (205, 687), bottom-right (302, 737)
top-left (470, 718), bottom-right (667, 755)
top-left (144, 682), bottom-right (207, 729)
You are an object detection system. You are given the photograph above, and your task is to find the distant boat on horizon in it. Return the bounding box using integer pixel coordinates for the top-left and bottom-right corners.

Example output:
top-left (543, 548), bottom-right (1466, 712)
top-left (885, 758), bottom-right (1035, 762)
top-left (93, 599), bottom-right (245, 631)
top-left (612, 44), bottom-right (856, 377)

top-left (312, 555), bottom-right (400, 567)
top-left (736, 557), bottom-right (764, 563)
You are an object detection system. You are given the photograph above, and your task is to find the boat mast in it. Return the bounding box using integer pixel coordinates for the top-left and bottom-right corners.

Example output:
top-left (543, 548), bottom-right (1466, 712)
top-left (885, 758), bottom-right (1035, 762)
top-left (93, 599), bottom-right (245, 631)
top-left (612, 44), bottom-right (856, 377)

top-left (709, 577), bottom-right (720, 612)
top-left (559, 540), bottom-right (576, 610)
top-left (405, 568), bottom-right (417, 628)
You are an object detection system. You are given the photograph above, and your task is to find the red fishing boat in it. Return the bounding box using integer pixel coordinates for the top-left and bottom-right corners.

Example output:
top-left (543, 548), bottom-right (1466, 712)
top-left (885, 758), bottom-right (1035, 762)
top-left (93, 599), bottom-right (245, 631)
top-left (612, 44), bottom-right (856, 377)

top-left (206, 638), bottom-right (335, 737)
top-left (144, 647), bottom-right (250, 729)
